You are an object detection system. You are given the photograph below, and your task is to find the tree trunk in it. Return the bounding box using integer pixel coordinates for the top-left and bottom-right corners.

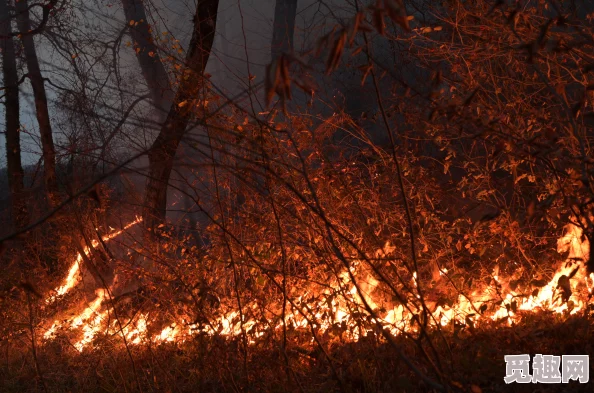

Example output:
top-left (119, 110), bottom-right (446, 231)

top-left (0, 0), bottom-right (28, 228)
top-left (271, 0), bottom-right (297, 61)
top-left (121, 0), bottom-right (173, 112)
top-left (15, 0), bottom-right (57, 204)
top-left (142, 0), bottom-right (219, 231)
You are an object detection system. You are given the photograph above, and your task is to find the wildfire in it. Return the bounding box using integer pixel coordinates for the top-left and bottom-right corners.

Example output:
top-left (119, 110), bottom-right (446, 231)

top-left (43, 218), bottom-right (143, 346)
top-left (46, 218), bottom-right (143, 303)
top-left (42, 219), bottom-right (593, 351)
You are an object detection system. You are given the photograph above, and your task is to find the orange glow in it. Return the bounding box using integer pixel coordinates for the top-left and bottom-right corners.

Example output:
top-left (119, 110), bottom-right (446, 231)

top-left (42, 219), bottom-right (593, 351)
top-left (46, 218), bottom-right (142, 303)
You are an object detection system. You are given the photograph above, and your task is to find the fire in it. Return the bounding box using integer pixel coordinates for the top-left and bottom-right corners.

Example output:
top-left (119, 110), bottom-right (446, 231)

top-left (44, 288), bottom-right (106, 345)
top-left (43, 218), bottom-right (143, 347)
top-left (42, 218), bottom-right (593, 351)
top-left (155, 323), bottom-right (183, 343)
top-left (46, 218), bottom-right (143, 303)
top-left (123, 314), bottom-right (148, 345)
top-left (72, 291), bottom-right (108, 351)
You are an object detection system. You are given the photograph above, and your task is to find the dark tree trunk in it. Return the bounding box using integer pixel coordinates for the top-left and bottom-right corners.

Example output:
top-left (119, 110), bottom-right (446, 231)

top-left (15, 0), bottom-right (57, 204)
top-left (121, 0), bottom-right (173, 112)
top-left (0, 0), bottom-right (28, 228)
top-left (142, 0), bottom-right (219, 231)
top-left (271, 0), bottom-right (297, 61)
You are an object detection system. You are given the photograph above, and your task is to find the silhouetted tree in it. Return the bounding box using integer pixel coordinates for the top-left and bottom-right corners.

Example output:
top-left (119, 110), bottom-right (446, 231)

top-left (16, 0), bottom-right (57, 203)
top-left (121, 0), bottom-right (173, 113)
top-left (142, 0), bottom-right (219, 230)
top-left (271, 0), bottom-right (297, 61)
top-left (0, 0), bottom-right (28, 227)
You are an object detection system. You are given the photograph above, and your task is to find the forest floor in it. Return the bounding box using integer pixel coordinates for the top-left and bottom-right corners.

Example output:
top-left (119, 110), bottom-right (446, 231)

top-left (1, 310), bottom-right (592, 393)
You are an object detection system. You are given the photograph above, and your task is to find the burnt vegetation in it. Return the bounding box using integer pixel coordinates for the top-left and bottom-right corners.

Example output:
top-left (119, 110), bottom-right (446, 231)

top-left (0, 0), bottom-right (594, 392)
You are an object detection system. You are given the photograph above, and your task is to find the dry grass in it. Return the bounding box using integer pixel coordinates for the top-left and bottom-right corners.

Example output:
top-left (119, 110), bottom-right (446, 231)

top-left (1, 309), bottom-right (592, 393)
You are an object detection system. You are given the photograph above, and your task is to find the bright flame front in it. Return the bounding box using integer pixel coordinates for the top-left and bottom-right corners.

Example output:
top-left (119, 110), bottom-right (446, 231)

top-left (42, 219), bottom-right (594, 351)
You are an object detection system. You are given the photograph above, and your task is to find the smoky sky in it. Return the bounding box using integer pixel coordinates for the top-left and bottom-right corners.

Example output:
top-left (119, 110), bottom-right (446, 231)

top-left (0, 0), bottom-right (340, 168)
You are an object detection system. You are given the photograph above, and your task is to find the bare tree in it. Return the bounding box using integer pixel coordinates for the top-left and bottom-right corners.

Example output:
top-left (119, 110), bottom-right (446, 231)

top-left (121, 0), bottom-right (173, 113)
top-left (142, 0), bottom-right (219, 230)
top-left (15, 0), bottom-right (57, 203)
top-left (0, 0), bottom-right (27, 227)
top-left (271, 0), bottom-right (297, 61)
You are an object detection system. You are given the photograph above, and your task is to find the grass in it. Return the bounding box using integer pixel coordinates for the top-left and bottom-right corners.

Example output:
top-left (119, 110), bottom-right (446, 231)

top-left (1, 309), bottom-right (592, 392)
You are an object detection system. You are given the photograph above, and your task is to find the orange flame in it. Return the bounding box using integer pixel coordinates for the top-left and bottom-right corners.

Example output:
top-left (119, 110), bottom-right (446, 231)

top-left (42, 219), bottom-right (593, 350)
top-left (46, 218), bottom-right (142, 303)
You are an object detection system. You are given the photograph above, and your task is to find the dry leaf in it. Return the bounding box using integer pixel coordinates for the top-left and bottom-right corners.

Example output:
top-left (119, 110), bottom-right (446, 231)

top-left (358, 64), bottom-right (373, 86)
top-left (351, 46), bottom-right (363, 56)
top-left (326, 31), bottom-right (347, 74)
top-left (349, 12), bottom-right (364, 46)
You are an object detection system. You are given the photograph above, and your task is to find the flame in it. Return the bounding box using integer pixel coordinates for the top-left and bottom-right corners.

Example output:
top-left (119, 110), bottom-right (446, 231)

top-left (43, 218), bottom-right (143, 350)
top-left (42, 219), bottom-right (593, 351)
top-left (155, 323), bottom-right (183, 343)
top-left (46, 218), bottom-right (142, 303)
top-left (123, 314), bottom-right (148, 345)
top-left (44, 288), bottom-right (106, 344)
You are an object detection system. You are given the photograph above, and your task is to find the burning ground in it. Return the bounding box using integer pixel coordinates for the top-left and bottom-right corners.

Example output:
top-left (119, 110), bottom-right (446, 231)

top-left (2, 3), bottom-right (594, 390)
top-left (40, 220), bottom-right (594, 350)
top-left (1, 209), bottom-right (591, 392)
